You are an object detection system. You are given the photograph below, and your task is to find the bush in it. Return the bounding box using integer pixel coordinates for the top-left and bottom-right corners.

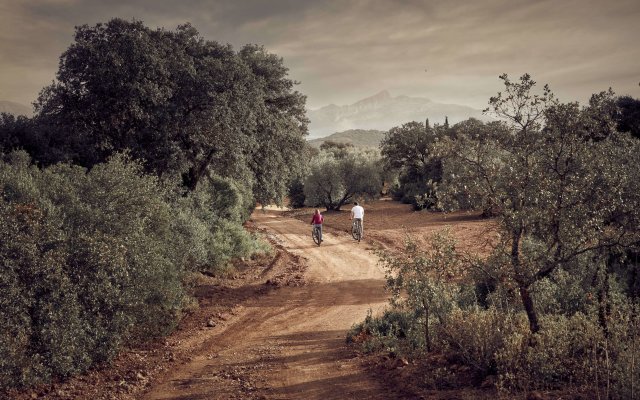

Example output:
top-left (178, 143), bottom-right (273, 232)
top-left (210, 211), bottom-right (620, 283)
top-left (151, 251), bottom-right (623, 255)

top-left (174, 175), bottom-right (268, 273)
top-left (438, 308), bottom-right (528, 377)
top-left (605, 302), bottom-right (640, 400)
top-left (0, 151), bottom-right (268, 390)
top-left (0, 201), bottom-right (89, 388)
top-left (496, 313), bottom-right (605, 392)
top-left (347, 309), bottom-right (421, 356)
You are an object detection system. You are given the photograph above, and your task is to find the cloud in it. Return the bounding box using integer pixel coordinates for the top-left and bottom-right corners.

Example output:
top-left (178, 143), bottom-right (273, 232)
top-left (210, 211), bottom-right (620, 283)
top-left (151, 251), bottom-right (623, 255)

top-left (0, 0), bottom-right (638, 108)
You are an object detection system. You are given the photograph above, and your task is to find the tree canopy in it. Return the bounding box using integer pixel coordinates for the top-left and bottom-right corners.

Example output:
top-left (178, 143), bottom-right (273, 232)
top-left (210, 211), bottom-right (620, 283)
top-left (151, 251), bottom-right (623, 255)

top-left (303, 150), bottom-right (383, 211)
top-left (32, 19), bottom-right (307, 202)
top-left (380, 121), bottom-right (445, 209)
top-left (440, 74), bottom-right (640, 333)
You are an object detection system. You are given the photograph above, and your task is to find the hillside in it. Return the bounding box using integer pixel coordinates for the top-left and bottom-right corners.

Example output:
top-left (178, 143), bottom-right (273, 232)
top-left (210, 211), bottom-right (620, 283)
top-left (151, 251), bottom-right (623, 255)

top-left (307, 90), bottom-right (487, 138)
top-left (307, 129), bottom-right (386, 149)
top-left (0, 100), bottom-right (33, 117)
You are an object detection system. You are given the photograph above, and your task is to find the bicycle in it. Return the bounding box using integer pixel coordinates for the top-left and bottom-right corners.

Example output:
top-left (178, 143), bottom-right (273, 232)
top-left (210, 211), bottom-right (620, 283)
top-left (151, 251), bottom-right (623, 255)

top-left (312, 225), bottom-right (321, 246)
top-left (351, 219), bottom-right (362, 243)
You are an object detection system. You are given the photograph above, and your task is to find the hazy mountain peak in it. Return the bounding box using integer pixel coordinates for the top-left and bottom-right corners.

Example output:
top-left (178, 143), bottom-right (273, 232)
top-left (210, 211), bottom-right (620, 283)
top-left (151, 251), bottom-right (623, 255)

top-left (307, 91), bottom-right (487, 138)
top-left (350, 90), bottom-right (392, 110)
top-left (367, 89), bottom-right (391, 101)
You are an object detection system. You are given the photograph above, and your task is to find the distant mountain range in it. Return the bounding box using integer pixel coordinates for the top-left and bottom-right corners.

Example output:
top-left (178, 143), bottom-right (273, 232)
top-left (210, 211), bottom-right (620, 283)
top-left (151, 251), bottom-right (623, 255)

top-left (307, 129), bottom-right (386, 149)
top-left (0, 100), bottom-right (33, 117)
top-left (307, 90), bottom-right (487, 138)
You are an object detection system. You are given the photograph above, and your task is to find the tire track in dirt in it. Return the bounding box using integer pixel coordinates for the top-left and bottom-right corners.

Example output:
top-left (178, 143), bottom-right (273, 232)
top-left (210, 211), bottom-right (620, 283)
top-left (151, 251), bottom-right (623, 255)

top-left (142, 210), bottom-right (405, 400)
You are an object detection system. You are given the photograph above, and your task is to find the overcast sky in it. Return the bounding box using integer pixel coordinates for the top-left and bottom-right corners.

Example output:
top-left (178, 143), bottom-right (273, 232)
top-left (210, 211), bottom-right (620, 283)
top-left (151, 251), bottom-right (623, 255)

top-left (1, 0), bottom-right (639, 110)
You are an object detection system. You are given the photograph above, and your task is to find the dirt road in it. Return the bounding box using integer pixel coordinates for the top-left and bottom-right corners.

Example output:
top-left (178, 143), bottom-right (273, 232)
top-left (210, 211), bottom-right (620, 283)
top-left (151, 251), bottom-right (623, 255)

top-left (143, 209), bottom-right (401, 399)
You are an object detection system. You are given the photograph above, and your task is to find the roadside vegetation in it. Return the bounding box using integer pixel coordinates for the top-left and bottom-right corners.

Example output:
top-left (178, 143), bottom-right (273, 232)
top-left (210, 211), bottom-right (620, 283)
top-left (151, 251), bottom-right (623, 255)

top-left (3, 15), bottom-right (640, 398)
top-left (350, 74), bottom-right (640, 398)
top-left (0, 19), bottom-right (306, 390)
top-left (302, 143), bottom-right (385, 211)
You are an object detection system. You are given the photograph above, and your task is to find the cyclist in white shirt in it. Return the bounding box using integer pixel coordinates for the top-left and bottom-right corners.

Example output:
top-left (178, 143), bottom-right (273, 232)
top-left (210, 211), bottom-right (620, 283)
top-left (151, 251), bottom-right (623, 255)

top-left (350, 202), bottom-right (365, 237)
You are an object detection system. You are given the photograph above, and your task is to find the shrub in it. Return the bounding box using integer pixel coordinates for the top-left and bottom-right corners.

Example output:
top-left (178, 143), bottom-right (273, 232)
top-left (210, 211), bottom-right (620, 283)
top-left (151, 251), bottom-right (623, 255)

top-left (605, 302), bottom-right (640, 399)
top-left (382, 230), bottom-right (465, 352)
top-left (0, 201), bottom-right (89, 388)
top-left (174, 175), bottom-right (269, 273)
top-left (438, 308), bottom-right (528, 377)
top-left (0, 151), bottom-right (268, 390)
top-left (496, 313), bottom-right (605, 392)
top-left (347, 309), bottom-right (421, 356)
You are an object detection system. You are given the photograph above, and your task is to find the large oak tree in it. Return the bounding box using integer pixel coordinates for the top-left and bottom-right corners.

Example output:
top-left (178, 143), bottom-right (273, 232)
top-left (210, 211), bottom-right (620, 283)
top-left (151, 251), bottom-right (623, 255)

top-left (34, 19), bottom-right (307, 203)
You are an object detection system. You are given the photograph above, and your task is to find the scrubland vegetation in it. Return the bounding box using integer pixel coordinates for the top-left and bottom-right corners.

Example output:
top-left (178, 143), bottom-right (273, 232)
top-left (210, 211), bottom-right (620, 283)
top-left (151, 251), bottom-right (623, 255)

top-left (2, 14), bottom-right (640, 398)
top-left (348, 75), bottom-right (640, 397)
top-left (0, 19), bottom-right (305, 390)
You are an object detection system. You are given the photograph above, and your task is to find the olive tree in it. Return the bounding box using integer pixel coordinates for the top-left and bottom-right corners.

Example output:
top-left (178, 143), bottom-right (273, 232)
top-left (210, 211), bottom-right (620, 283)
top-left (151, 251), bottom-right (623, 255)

top-left (304, 150), bottom-right (383, 211)
top-left (382, 230), bottom-right (463, 352)
top-left (440, 74), bottom-right (640, 333)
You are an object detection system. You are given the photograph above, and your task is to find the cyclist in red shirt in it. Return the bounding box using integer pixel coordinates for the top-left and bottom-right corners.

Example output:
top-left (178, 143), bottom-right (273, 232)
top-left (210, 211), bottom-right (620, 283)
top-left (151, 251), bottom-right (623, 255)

top-left (310, 209), bottom-right (324, 242)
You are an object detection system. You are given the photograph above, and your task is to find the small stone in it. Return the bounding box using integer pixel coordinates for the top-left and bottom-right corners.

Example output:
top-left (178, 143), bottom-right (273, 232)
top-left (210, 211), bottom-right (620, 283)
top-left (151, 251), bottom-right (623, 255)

top-left (207, 319), bottom-right (217, 327)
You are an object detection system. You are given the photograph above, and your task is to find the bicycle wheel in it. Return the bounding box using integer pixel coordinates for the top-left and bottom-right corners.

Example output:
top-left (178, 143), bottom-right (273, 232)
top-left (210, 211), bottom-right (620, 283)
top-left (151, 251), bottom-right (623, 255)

top-left (312, 227), bottom-right (321, 245)
top-left (351, 220), bottom-right (361, 241)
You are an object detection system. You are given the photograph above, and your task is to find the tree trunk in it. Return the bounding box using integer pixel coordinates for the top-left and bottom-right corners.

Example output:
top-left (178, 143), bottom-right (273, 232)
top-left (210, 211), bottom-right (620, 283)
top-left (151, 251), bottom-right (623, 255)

top-left (335, 193), bottom-right (353, 211)
top-left (512, 227), bottom-right (540, 334)
top-left (182, 148), bottom-right (217, 191)
top-left (519, 284), bottom-right (540, 334)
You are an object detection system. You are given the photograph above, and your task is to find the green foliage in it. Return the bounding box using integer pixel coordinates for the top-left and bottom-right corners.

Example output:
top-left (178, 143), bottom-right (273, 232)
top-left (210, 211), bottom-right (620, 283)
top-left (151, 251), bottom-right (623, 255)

top-left (380, 121), bottom-right (444, 210)
top-left (396, 179), bottom-right (439, 210)
top-left (0, 152), bottom-right (267, 390)
top-left (0, 200), bottom-right (89, 388)
top-left (382, 230), bottom-right (463, 351)
top-left (496, 313), bottom-right (607, 392)
top-left (319, 140), bottom-right (355, 159)
top-left (351, 75), bottom-right (640, 396)
top-left (308, 129), bottom-right (386, 150)
top-left (303, 150), bottom-right (383, 210)
top-left (439, 74), bottom-right (640, 333)
top-left (439, 308), bottom-right (528, 377)
top-left (27, 19), bottom-right (306, 203)
top-left (239, 44), bottom-right (309, 205)
top-left (616, 96), bottom-right (640, 139)
top-left (0, 17), bottom-right (303, 392)
top-left (0, 114), bottom-right (41, 160)
top-left (287, 179), bottom-right (306, 208)
top-left (352, 231), bottom-right (640, 396)
top-left (347, 309), bottom-right (421, 356)
top-left (609, 305), bottom-right (640, 400)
